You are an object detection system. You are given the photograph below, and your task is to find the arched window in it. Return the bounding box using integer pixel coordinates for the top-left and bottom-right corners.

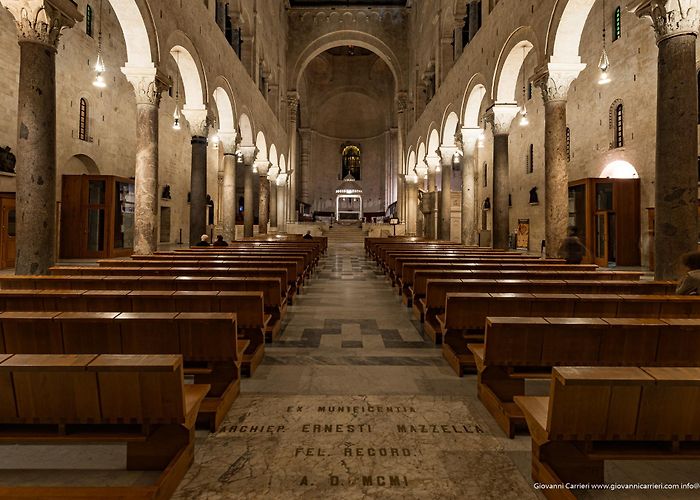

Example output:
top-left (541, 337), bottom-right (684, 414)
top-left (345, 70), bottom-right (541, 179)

top-left (614, 103), bottom-right (624, 148)
top-left (483, 162), bottom-right (488, 187)
top-left (79, 98), bottom-right (89, 141)
top-left (341, 145), bottom-right (361, 180)
top-left (85, 4), bottom-right (93, 37)
top-left (613, 6), bottom-right (622, 41)
top-left (609, 99), bottom-right (624, 149)
top-left (566, 127), bottom-right (571, 162)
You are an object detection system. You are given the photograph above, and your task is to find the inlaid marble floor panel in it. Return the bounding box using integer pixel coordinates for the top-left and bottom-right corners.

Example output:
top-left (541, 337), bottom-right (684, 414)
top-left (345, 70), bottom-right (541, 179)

top-left (172, 240), bottom-right (699, 499)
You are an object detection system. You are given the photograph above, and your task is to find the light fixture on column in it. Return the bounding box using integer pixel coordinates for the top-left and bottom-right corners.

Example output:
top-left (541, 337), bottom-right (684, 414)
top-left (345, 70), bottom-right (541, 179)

top-left (92, 0), bottom-right (106, 88)
top-left (598, 0), bottom-right (611, 85)
top-left (172, 52), bottom-right (182, 130)
top-left (519, 45), bottom-right (529, 126)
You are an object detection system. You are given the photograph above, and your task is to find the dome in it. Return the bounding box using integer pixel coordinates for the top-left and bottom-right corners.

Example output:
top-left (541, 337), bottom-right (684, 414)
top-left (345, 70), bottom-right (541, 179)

top-left (335, 174), bottom-right (363, 195)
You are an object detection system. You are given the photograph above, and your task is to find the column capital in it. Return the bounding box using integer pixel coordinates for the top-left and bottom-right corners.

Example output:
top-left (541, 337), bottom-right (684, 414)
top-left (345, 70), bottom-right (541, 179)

top-left (460, 127), bottom-right (482, 156)
top-left (287, 91), bottom-right (300, 123)
top-left (403, 172), bottom-right (420, 185)
top-left (276, 171), bottom-right (289, 187)
top-left (533, 62), bottom-right (587, 103)
top-left (630, 0), bottom-right (700, 43)
top-left (484, 103), bottom-right (519, 136)
top-left (425, 153), bottom-right (441, 172)
top-left (5, 0), bottom-right (82, 48)
top-left (267, 164), bottom-right (280, 181)
top-left (438, 145), bottom-right (459, 166)
top-left (219, 131), bottom-right (240, 155)
top-left (254, 159), bottom-right (271, 176)
top-left (122, 66), bottom-right (169, 106)
top-left (239, 145), bottom-right (257, 166)
top-left (395, 92), bottom-right (409, 113)
top-left (414, 158), bottom-right (428, 179)
top-left (182, 106), bottom-right (210, 138)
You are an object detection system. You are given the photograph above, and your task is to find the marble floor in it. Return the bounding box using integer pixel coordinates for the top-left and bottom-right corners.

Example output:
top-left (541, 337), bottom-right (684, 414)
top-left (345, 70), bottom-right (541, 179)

top-left (0, 234), bottom-right (697, 498)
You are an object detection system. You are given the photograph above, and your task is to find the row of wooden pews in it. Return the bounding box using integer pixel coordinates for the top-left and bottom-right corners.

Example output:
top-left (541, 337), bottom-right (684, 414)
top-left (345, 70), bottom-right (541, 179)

top-left (0, 235), bottom-right (323, 499)
top-left (369, 237), bottom-right (700, 497)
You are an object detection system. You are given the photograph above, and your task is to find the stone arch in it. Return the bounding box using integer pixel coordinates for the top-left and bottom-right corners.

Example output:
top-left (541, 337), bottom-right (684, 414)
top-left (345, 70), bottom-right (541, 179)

top-left (255, 131), bottom-right (268, 160)
top-left (107, 0), bottom-right (159, 68)
top-left (168, 35), bottom-right (207, 110)
top-left (492, 27), bottom-right (538, 102)
top-left (461, 75), bottom-right (489, 128)
top-left (63, 154), bottom-right (100, 175)
top-left (441, 110), bottom-right (460, 147)
top-left (427, 127), bottom-right (440, 157)
top-left (238, 113), bottom-right (254, 147)
top-left (280, 154), bottom-right (287, 173)
top-left (212, 83), bottom-right (236, 136)
top-left (407, 149), bottom-right (416, 172)
top-left (291, 31), bottom-right (404, 92)
top-left (269, 144), bottom-right (278, 168)
top-left (546, 0), bottom-right (596, 64)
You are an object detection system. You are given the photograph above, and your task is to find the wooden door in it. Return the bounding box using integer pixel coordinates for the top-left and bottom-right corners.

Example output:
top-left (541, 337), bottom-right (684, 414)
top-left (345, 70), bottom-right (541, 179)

top-left (0, 196), bottom-right (16, 269)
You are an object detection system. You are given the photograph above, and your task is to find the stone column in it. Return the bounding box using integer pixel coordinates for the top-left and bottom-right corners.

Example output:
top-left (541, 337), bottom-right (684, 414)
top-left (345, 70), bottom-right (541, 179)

top-left (460, 128), bottom-right (481, 245)
top-left (287, 93), bottom-right (300, 223)
top-left (453, 20), bottom-right (464, 59)
top-left (256, 159), bottom-right (270, 235)
top-left (404, 174), bottom-right (419, 236)
top-left (182, 109), bottom-right (209, 246)
top-left (277, 172), bottom-right (288, 233)
top-left (485, 104), bottom-right (519, 249)
top-left (220, 133), bottom-right (238, 242)
top-left (425, 153), bottom-right (441, 240)
top-left (633, 1), bottom-right (700, 279)
top-left (124, 70), bottom-right (167, 255)
top-left (7, 1), bottom-right (81, 274)
top-left (396, 93), bottom-right (409, 221)
top-left (299, 128), bottom-right (311, 206)
top-left (268, 164), bottom-right (279, 229)
top-left (240, 146), bottom-right (256, 237)
top-left (438, 146), bottom-right (457, 241)
top-left (439, 36), bottom-right (453, 86)
top-left (535, 65), bottom-right (584, 257)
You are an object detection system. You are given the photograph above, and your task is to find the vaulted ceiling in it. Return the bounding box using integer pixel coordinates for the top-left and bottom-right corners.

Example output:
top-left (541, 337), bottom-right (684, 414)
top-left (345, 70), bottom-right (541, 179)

top-left (289, 0), bottom-right (407, 7)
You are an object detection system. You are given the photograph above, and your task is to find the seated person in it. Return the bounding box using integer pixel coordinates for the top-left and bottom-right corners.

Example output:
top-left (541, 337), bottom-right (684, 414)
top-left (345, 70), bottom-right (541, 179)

top-left (558, 226), bottom-right (586, 264)
top-left (303, 230), bottom-right (313, 240)
top-left (195, 234), bottom-right (210, 247)
top-left (676, 251), bottom-right (700, 294)
top-left (213, 235), bottom-right (228, 247)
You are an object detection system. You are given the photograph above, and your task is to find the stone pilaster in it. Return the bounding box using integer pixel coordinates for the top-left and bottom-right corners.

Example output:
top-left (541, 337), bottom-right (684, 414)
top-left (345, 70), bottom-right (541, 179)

top-left (534, 63), bottom-right (585, 258)
top-left (240, 146), bottom-right (257, 238)
top-left (124, 69), bottom-right (168, 255)
top-left (485, 104), bottom-right (519, 250)
top-left (299, 128), bottom-right (311, 205)
top-left (7, 0), bottom-right (81, 275)
top-left (632, 0), bottom-right (700, 278)
top-left (256, 159), bottom-right (271, 235)
top-left (460, 128), bottom-right (481, 246)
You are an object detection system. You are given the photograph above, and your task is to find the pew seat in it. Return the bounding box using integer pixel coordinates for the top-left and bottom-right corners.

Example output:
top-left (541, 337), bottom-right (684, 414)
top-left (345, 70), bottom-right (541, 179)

top-left (515, 367), bottom-right (700, 499)
top-left (0, 354), bottom-right (208, 500)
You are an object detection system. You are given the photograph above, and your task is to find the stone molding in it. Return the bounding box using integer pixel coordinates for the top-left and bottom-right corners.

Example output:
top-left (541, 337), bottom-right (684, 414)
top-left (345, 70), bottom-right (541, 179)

top-left (5, 0), bottom-right (82, 48)
top-left (631, 0), bottom-right (700, 43)
top-left (396, 92), bottom-right (409, 113)
top-left (287, 92), bottom-right (300, 123)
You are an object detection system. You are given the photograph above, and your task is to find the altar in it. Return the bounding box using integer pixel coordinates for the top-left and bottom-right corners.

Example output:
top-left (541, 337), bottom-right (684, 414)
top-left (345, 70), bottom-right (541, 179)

top-left (335, 174), bottom-right (363, 220)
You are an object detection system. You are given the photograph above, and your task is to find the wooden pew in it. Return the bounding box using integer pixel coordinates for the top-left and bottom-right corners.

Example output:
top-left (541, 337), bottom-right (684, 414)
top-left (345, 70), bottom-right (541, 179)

top-left (0, 275), bottom-right (286, 341)
top-left (419, 279), bottom-right (676, 342)
top-left (468, 317), bottom-right (700, 437)
top-left (0, 289), bottom-right (267, 377)
top-left (0, 354), bottom-right (208, 500)
top-left (0, 311), bottom-right (244, 431)
top-left (440, 293), bottom-right (700, 376)
top-left (50, 265), bottom-right (293, 297)
top-left (515, 367), bottom-right (700, 499)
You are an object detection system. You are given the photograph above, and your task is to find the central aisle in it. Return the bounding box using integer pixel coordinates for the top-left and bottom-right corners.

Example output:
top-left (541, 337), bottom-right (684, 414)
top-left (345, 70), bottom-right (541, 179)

top-left (174, 235), bottom-right (537, 499)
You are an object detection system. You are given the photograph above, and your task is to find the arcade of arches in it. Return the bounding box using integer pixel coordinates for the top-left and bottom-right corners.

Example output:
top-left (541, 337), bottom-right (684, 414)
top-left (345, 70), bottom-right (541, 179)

top-left (0, 0), bottom-right (699, 497)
